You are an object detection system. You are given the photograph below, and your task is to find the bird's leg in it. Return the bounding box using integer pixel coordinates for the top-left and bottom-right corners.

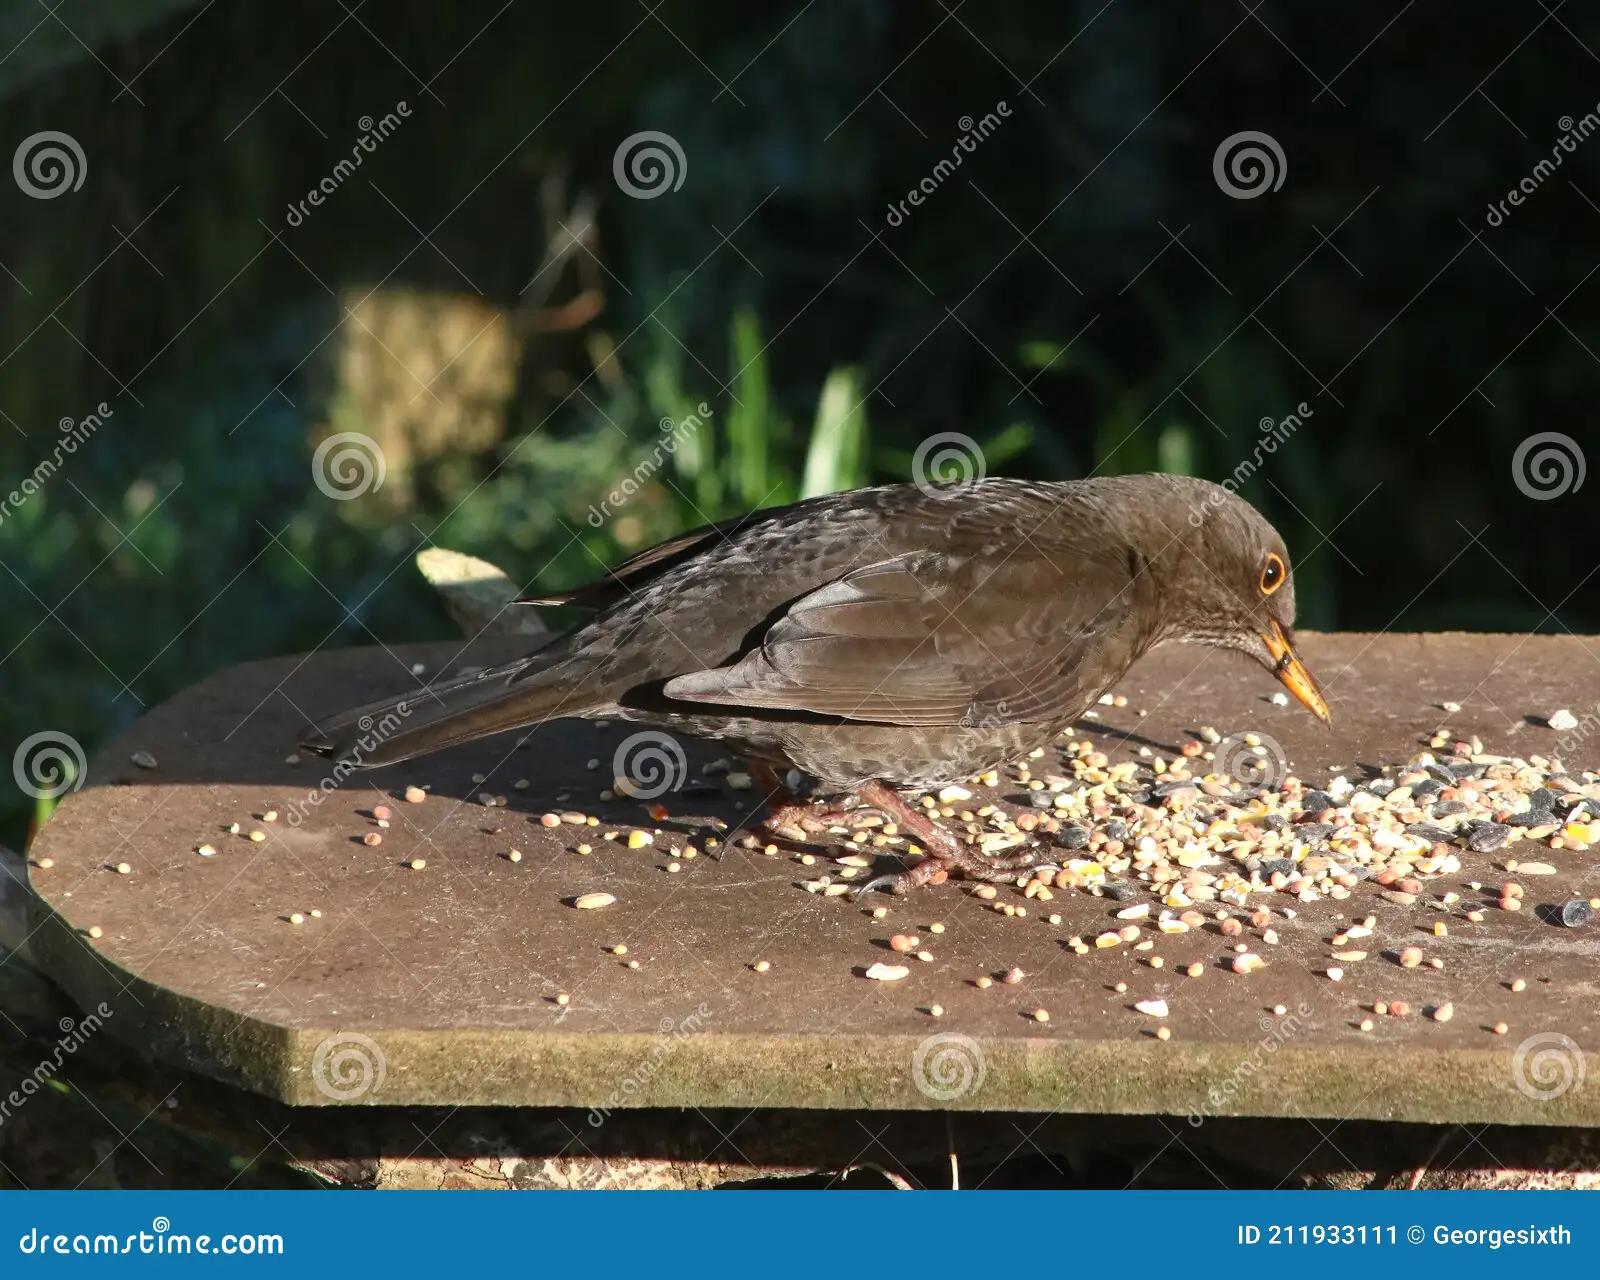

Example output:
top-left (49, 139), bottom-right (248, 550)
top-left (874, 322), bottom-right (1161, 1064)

top-left (851, 780), bottom-right (1055, 895)
top-left (748, 763), bottom-right (864, 835)
top-left (711, 762), bottom-right (855, 853)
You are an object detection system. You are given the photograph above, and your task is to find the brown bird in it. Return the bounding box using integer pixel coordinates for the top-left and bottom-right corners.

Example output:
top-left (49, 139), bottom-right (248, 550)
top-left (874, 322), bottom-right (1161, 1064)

top-left (303, 474), bottom-right (1329, 892)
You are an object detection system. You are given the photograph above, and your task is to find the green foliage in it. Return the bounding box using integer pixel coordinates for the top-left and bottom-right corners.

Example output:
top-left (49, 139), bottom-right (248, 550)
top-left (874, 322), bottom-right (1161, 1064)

top-left (2, 1), bottom-right (1594, 849)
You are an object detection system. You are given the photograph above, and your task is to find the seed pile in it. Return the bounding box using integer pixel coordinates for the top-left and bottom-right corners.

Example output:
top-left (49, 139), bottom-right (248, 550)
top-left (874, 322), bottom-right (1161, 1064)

top-left (780, 718), bottom-right (1599, 1034)
top-left (793, 726), bottom-right (1597, 922)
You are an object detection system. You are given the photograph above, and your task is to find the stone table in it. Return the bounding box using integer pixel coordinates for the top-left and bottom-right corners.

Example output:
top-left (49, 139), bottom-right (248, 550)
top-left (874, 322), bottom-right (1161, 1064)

top-left (23, 633), bottom-right (1600, 1130)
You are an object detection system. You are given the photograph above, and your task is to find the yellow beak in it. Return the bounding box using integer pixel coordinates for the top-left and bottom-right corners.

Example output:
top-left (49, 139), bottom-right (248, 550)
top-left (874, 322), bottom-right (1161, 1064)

top-left (1262, 620), bottom-right (1331, 725)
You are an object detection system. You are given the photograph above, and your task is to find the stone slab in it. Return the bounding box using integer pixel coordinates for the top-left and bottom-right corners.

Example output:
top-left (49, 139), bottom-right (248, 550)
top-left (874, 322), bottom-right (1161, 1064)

top-left (24, 632), bottom-right (1600, 1121)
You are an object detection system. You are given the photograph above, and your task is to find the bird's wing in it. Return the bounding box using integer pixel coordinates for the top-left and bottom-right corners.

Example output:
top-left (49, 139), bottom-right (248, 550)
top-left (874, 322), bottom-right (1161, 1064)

top-left (661, 550), bottom-right (1136, 726)
top-left (516, 513), bottom-right (767, 608)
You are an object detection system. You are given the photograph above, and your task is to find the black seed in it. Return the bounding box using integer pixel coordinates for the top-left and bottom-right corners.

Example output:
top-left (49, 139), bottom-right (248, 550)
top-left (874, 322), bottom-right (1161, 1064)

top-left (1467, 822), bottom-right (1511, 853)
top-left (1561, 900), bottom-right (1593, 929)
top-left (1406, 822), bottom-right (1456, 844)
top-left (1432, 800), bottom-right (1468, 818)
top-left (1103, 881), bottom-right (1137, 902)
top-left (1029, 791), bottom-right (1054, 810)
top-left (1423, 763), bottom-right (1457, 784)
top-left (1507, 789), bottom-right (1557, 826)
top-left (1410, 779), bottom-right (1443, 800)
top-left (1295, 822), bottom-right (1334, 842)
top-left (1055, 825), bottom-right (1090, 850)
top-left (1260, 857), bottom-right (1296, 878)
top-left (1262, 813), bottom-right (1288, 832)
top-left (1300, 790), bottom-right (1334, 812)
top-left (1104, 820), bottom-right (1128, 842)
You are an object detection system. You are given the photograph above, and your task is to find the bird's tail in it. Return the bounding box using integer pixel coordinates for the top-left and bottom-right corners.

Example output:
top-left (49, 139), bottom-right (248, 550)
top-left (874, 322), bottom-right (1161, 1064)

top-left (299, 644), bottom-right (600, 768)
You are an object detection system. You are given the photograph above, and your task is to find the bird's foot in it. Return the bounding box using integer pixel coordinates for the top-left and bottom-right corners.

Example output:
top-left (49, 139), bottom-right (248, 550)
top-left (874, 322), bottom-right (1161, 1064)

top-left (702, 796), bottom-right (856, 858)
top-left (852, 847), bottom-right (1055, 898)
top-left (760, 801), bottom-right (858, 842)
top-left (848, 780), bottom-right (1055, 896)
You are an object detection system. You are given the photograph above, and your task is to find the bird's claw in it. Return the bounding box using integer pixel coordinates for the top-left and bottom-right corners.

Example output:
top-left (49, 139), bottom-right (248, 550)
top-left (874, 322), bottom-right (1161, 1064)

top-left (851, 871), bottom-right (910, 899)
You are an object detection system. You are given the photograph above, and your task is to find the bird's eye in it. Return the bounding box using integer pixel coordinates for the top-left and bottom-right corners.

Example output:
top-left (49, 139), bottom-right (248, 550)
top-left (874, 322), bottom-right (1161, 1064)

top-left (1259, 552), bottom-right (1286, 596)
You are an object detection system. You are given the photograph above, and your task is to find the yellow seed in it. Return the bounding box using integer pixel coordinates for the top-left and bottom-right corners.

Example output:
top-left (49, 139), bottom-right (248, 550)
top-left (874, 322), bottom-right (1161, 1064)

top-left (249, 830), bottom-right (266, 843)
top-left (87, 925), bottom-right (103, 939)
top-left (114, 862), bottom-right (132, 875)
top-left (1031, 1008), bottom-right (1050, 1023)
top-left (1156, 1026), bottom-right (1172, 1041)
top-left (752, 960), bottom-right (770, 973)
top-left (508, 849), bottom-right (522, 863)
top-left (289, 912), bottom-right (305, 925)
top-left (555, 992), bottom-right (570, 1006)
top-left (408, 858), bottom-right (426, 870)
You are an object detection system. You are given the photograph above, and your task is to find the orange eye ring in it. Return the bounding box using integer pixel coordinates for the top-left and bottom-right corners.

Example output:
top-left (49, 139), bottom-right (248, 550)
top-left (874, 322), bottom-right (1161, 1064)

top-left (1259, 552), bottom-right (1286, 596)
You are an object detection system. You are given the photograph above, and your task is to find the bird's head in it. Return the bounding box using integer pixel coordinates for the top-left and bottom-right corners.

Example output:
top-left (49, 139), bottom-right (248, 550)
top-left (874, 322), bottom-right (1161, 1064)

top-left (1145, 478), bottom-right (1331, 725)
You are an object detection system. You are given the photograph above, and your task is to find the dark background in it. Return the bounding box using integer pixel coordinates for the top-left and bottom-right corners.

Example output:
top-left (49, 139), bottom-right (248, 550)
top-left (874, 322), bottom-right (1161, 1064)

top-left (2, 0), bottom-right (1597, 846)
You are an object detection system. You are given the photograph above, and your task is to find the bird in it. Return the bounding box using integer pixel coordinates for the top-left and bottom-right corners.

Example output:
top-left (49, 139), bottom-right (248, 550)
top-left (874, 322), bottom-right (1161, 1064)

top-left (302, 473), bottom-right (1329, 893)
